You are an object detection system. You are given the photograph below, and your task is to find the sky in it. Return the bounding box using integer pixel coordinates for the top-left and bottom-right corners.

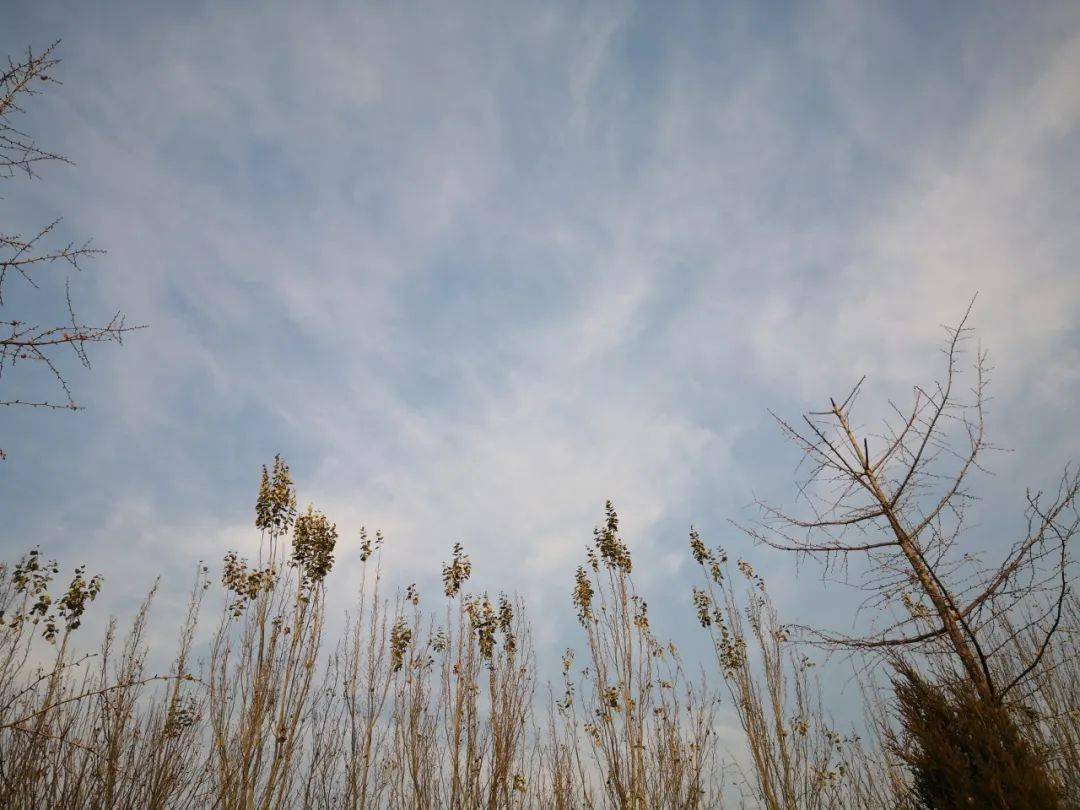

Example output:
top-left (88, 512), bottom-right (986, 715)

top-left (2, 0), bottom-right (1079, 708)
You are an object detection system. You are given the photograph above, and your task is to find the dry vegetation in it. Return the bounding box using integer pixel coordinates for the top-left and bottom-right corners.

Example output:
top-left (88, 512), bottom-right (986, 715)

top-left (0, 418), bottom-right (1075, 807)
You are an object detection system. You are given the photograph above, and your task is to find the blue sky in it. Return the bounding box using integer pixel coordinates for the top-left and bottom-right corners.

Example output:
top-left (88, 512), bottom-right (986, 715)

top-left (2, 1), bottom-right (1079, 699)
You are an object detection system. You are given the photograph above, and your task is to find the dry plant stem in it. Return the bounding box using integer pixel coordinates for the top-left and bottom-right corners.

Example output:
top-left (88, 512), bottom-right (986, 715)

top-left (568, 502), bottom-right (723, 808)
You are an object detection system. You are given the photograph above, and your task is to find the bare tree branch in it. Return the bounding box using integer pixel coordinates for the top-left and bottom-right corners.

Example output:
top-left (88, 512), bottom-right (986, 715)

top-left (745, 301), bottom-right (1077, 704)
top-left (0, 41), bottom-right (144, 457)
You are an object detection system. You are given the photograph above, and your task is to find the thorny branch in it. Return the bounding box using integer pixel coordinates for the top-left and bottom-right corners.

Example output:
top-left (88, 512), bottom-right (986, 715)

top-left (746, 298), bottom-right (1079, 702)
top-left (1, 41), bottom-right (144, 458)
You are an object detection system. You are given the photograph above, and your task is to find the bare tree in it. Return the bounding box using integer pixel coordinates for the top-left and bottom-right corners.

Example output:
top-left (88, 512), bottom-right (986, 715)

top-left (743, 300), bottom-right (1079, 704)
top-left (1, 41), bottom-right (142, 457)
